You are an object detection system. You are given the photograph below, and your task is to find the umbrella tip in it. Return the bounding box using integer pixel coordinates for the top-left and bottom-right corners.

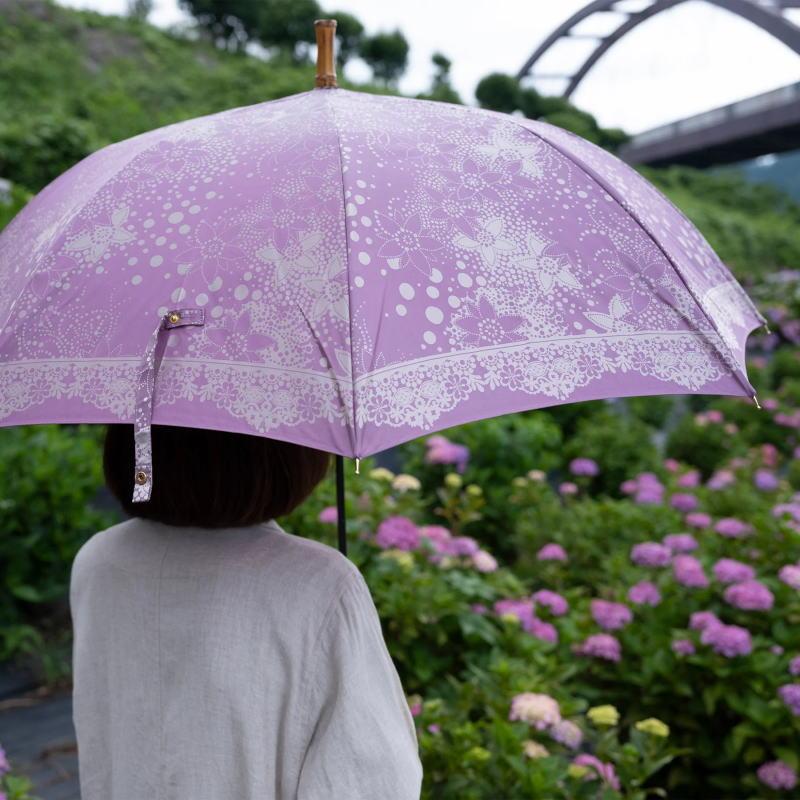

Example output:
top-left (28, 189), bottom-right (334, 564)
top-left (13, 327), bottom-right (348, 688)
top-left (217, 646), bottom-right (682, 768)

top-left (314, 19), bottom-right (338, 89)
top-left (753, 394), bottom-right (762, 410)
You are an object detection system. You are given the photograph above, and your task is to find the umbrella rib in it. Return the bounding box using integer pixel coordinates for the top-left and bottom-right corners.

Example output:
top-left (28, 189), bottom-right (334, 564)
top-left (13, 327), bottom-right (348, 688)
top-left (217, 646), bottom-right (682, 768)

top-left (511, 119), bottom-right (755, 400)
top-left (324, 89), bottom-right (359, 457)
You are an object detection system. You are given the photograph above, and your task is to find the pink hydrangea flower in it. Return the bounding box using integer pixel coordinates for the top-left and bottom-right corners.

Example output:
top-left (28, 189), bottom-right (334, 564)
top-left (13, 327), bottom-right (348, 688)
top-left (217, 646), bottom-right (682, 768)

top-left (532, 589), bottom-right (569, 617)
top-left (758, 760), bottom-right (798, 791)
top-left (714, 517), bottom-right (753, 538)
top-left (537, 543), bottom-right (568, 562)
top-left (664, 458), bottom-right (681, 473)
top-left (778, 684), bottom-right (800, 716)
top-left (671, 493), bottom-right (699, 512)
top-left (425, 435), bottom-right (469, 473)
top-left (685, 512), bottom-right (712, 529)
top-left (701, 623), bottom-right (752, 657)
top-left (628, 580), bottom-right (661, 606)
top-left (472, 550), bottom-right (498, 573)
top-left (591, 599), bottom-right (633, 630)
top-left (572, 754), bottom-right (621, 791)
top-left (550, 719), bottom-right (583, 749)
top-left (779, 564), bottom-right (800, 589)
top-left (673, 555), bottom-right (709, 588)
top-left (569, 458), bottom-right (599, 476)
top-left (672, 638), bottom-right (696, 656)
top-left (0, 746), bottom-right (7, 775)
top-left (574, 633), bottom-right (622, 662)
top-left (663, 533), bottom-right (698, 552)
top-left (318, 506), bottom-right (337, 524)
top-left (559, 481), bottom-right (579, 496)
top-left (677, 470), bottom-right (701, 488)
top-left (713, 558), bottom-right (756, 584)
top-left (724, 580), bottom-right (774, 611)
top-left (419, 525), bottom-right (451, 544)
top-left (509, 692), bottom-right (561, 729)
top-left (375, 516), bottom-right (420, 551)
top-left (631, 542), bottom-right (671, 567)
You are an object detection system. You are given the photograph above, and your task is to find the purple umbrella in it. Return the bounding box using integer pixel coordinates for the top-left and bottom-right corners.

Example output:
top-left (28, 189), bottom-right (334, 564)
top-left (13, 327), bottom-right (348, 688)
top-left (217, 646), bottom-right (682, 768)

top-left (0, 21), bottom-right (763, 552)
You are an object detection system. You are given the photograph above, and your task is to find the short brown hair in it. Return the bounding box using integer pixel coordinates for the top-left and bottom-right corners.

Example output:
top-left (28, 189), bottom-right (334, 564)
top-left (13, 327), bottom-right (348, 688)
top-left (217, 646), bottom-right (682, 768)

top-left (103, 424), bottom-right (330, 528)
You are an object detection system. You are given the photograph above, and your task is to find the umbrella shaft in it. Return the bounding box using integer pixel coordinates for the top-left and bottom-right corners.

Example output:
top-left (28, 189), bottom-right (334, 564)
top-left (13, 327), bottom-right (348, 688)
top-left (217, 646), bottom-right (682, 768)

top-left (335, 455), bottom-right (348, 556)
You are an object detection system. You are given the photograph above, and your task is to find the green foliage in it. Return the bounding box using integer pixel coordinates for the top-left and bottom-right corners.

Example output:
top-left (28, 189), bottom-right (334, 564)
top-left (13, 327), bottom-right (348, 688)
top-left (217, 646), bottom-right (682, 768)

top-left (473, 71), bottom-right (630, 151)
top-left (179, 0), bottom-right (269, 51)
top-left (0, 180), bottom-right (30, 231)
top-left (417, 52), bottom-right (461, 105)
top-left (1, 766), bottom-right (39, 800)
top-left (475, 72), bottom-right (521, 113)
top-left (359, 29), bottom-right (409, 86)
top-left (0, 426), bottom-right (118, 667)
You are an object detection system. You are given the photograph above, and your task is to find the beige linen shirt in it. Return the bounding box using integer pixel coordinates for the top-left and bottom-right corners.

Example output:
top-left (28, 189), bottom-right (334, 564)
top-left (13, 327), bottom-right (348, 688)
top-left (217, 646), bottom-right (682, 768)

top-left (69, 517), bottom-right (422, 800)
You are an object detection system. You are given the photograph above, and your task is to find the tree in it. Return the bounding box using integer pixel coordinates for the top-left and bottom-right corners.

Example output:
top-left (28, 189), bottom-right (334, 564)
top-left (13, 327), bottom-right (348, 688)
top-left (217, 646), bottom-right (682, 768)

top-left (359, 30), bottom-right (409, 85)
top-left (256, 0), bottom-right (321, 60)
top-left (327, 11), bottom-right (364, 68)
top-left (474, 72), bottom-right (521, 113)
top-left (418, 51), bottom-right (461, 104)
top-left (179, 0), bottom-right (261, 51)
top-left (127, 0), bottom-right (153, 21)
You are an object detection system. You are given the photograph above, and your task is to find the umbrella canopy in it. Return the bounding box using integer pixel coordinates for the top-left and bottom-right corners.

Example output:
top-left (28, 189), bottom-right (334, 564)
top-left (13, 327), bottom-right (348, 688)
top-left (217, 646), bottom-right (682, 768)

top-left (0, 23), bottom-right (763, 499)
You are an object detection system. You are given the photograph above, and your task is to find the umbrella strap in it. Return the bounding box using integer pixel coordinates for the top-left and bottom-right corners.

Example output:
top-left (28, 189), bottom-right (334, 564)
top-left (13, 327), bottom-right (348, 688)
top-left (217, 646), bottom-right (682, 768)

top-left (132, 307), bottom-right (205, 503)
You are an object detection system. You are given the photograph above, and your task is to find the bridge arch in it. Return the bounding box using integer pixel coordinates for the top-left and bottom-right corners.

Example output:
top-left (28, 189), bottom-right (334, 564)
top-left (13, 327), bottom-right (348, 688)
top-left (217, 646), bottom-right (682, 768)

top-left (517, 0), bottom-right (800, 98)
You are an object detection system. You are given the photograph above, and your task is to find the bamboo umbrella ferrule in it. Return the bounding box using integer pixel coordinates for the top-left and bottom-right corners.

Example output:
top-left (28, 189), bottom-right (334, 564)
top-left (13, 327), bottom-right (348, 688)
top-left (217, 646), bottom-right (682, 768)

top-left (314, 19), bottom-right (338, 89)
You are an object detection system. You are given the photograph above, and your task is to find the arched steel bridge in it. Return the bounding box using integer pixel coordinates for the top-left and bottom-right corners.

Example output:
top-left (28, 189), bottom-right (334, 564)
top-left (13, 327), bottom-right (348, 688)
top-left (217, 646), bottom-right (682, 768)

top-left (517, 0), bottom-right (800, 99)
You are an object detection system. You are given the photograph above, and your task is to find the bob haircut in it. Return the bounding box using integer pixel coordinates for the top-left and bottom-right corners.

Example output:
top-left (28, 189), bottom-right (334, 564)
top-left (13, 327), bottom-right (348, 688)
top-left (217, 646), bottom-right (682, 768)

top-left (104, 424), bottom-right (330, 528)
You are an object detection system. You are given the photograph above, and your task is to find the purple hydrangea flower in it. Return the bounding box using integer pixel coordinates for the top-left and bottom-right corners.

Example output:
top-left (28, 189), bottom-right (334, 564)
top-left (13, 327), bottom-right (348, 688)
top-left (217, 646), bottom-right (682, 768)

top-left (685, 512), bottom-right (712, 529)
top-left (574, 633), bottom-right (622, 662)
top-left (690, 610), bottom-right (720, 630)
top-left (494, 598), bottom-right (535, 626)
top-left (779, 564), bottom-right (800, 589)
top-left (778, 684), bottom-right (800, 716)
top-left (525, 616), bottom-right (558, 643)
top-left (672, 638), bottom-right (696, 656)
top-left (673, 555), bottom-right (709, 588)
top-left (425, 435), bottom-right (470, 473)
top-left (713, 558), bottom-right (756, 584)
top-left (701, 622), bottom-right (752, 657)
top-left (572, 754), bottom-right (621, 791)
top-left (714, 517), bottom-right (753, 538)
top-left (670, 493), bottom-right (699, 512)
top-left (724, 580), bottom-right (774, 611)
top-left (790, 656), bottom-right (800, 676)
top-left (631, 542), bottom-right (672, 567)
top-left (550, 719), bottom-right (583, 749)
top-left (663, 533), bottom-right (698, 552)
top-left (757, 760), bottom-right (798, 791)
top-left (628, 580), bottom-right (661, 606)
top-left (537, 543), bottom-right (568, 562)
top-left (532, 589), bottom-right (569, 617)
top-left (755, 469), bottom-right (779, 491)
top-left (591, 599), bottom-right (633, 630)
top-left (0, 745), bottom-right (7, 775)
top-left (447, 536), bottom-right (480, 556)
top-left (375, 516), bottom-right (420, 551)
top-left (569, 458), bottom-right (599, 477)
top-left (707, 469), bottom-right (735, 490)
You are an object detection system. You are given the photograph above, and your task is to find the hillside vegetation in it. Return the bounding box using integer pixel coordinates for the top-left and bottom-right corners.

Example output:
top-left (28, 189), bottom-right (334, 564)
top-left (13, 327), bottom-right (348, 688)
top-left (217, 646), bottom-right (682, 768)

top-left (0, 0), bottom-right (798, 280)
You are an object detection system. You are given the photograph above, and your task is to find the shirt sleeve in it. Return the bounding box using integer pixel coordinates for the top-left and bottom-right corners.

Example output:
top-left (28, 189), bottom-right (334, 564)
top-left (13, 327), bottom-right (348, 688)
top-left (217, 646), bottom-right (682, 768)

top-left (296, 565), bottom-right (423, 800)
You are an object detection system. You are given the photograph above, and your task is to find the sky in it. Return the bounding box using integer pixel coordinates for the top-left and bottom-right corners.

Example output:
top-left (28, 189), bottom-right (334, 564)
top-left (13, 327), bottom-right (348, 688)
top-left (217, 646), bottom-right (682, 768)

top-left (58, 0), bottom-right (800, 134)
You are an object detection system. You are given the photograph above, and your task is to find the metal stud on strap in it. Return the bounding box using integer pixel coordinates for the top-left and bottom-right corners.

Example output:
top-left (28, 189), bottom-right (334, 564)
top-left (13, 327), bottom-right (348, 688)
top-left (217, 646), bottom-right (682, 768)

top-left (132, 308), bottom-right (204, 503)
